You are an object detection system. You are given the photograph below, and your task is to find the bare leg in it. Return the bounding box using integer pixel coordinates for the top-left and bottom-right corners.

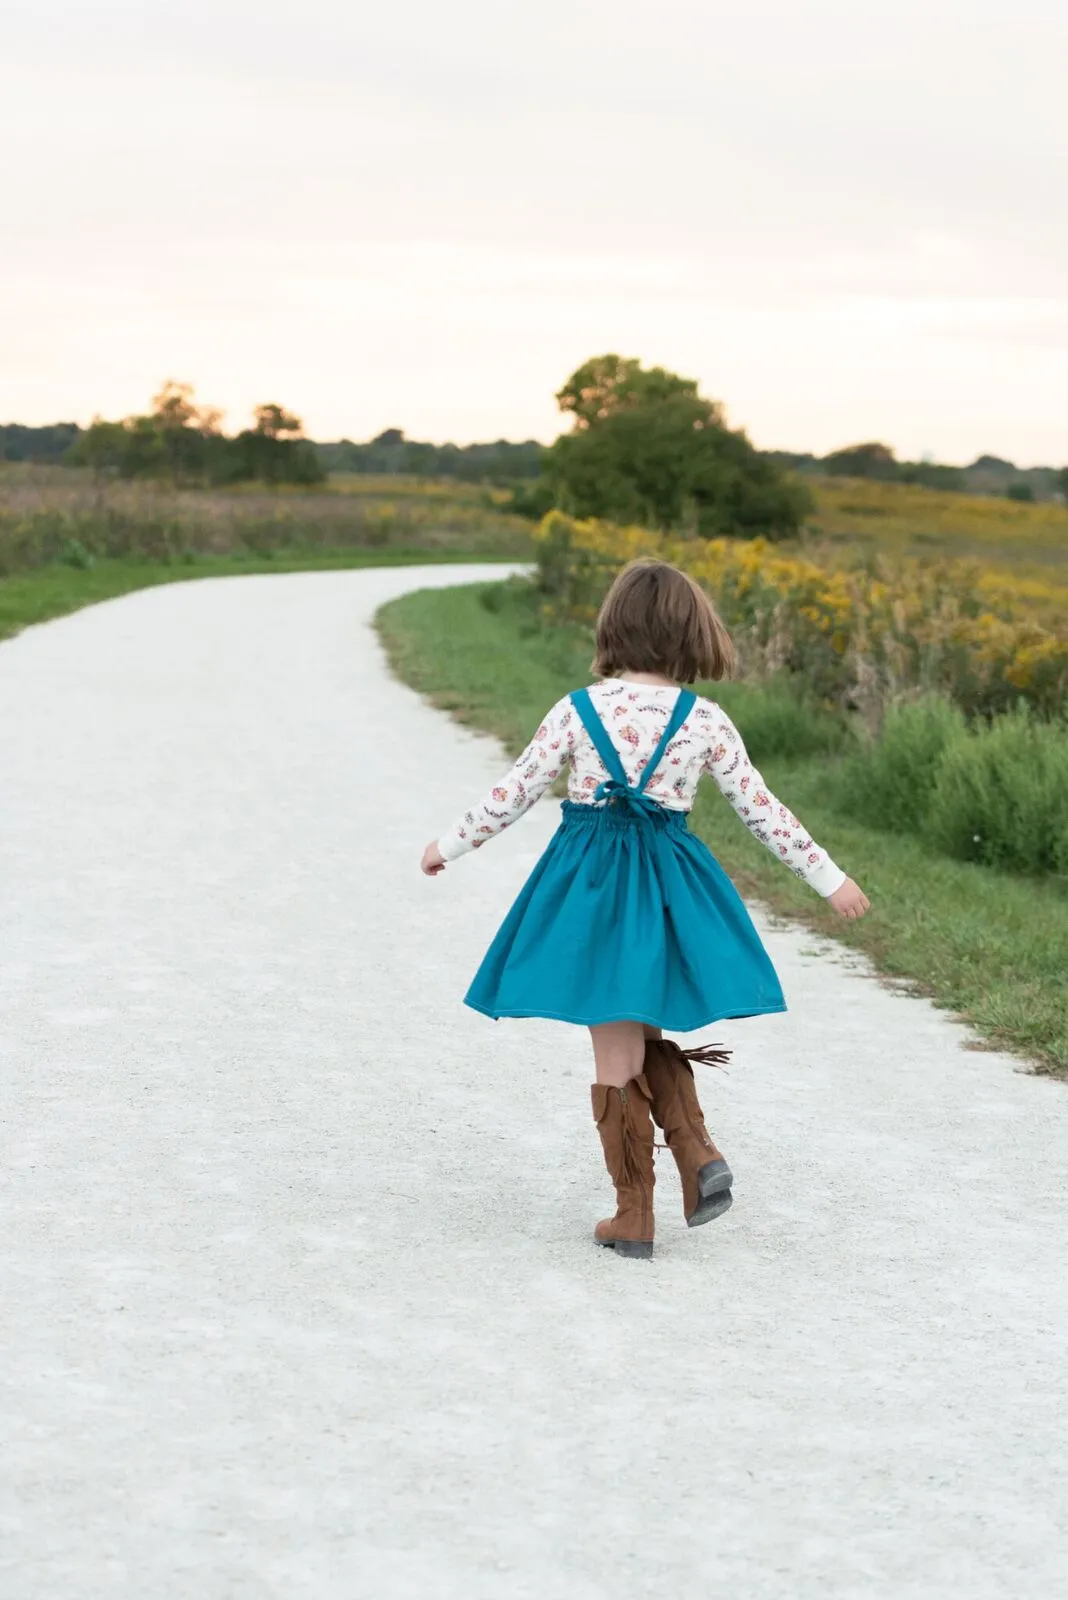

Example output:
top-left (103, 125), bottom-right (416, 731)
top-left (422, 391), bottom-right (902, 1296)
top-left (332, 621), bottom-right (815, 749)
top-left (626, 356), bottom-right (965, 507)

top-left (589, 1021), bottom-right (648, 1088)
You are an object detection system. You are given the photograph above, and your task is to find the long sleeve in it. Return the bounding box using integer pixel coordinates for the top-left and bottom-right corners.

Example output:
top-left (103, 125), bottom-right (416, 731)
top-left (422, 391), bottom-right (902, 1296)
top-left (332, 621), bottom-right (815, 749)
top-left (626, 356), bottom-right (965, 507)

top-left (437, 696), bottom-right (576, 861)
top-left (701, 705), bottom-right (846, 898)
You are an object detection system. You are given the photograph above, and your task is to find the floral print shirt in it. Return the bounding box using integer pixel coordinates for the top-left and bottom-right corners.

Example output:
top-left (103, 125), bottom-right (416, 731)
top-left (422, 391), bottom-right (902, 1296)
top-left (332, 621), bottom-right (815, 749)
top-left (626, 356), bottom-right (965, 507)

top-left (437, 679), bottom-right (846, 897)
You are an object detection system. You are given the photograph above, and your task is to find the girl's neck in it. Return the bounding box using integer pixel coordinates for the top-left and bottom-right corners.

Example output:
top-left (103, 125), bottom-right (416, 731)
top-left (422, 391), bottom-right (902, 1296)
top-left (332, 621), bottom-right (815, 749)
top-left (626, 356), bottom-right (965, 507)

top-left (614, 671), bottom-right (679, 688)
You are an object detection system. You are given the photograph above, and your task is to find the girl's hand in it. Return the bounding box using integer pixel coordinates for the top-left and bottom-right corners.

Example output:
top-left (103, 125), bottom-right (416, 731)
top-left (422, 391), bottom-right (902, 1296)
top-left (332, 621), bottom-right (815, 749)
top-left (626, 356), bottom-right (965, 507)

top-left (421, 841), bottom-right (446, 877)
top-left (828, 878), bottom-right (870, 919)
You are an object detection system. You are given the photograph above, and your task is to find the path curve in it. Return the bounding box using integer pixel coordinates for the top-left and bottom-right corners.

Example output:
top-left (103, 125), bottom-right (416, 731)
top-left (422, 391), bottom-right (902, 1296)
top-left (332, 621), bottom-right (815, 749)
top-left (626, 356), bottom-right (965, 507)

top-left (2, 566), bottom-right (1066, 1600)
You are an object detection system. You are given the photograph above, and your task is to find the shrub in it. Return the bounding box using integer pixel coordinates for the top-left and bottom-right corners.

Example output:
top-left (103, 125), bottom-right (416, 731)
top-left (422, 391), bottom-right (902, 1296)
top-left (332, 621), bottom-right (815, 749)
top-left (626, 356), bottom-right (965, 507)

top-left (507, 477), bottom-right (556, 520)
top-left (840, 695), bottom-right (966, 835)
top-left (925, 707), bottom-right (1068, 873)
top-left (710, 676), bottom-right (848, 763)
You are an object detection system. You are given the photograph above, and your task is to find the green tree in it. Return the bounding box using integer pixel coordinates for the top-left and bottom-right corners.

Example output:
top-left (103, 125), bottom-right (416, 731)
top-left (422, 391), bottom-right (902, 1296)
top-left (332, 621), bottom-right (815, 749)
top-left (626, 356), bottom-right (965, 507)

top-left (547, 355), bottom-right (810, 540)
top-left (230, 401), bottom-right (324, 485)
top-left (67, 419), bottom-right (132, 479)
top-left (68, 384), bottom-right (323, 487)
top-left (555, 354), bottom-right (718, 431)
top-left (3, 422), bottom-right (81, 463)
top-left (899, 461), bottom-right (965, 491)
top-left (822, 442), bottom-right (898, 480)
top-left (253, 403), bottom-right (304, 439)
top-left (146, 380), bottom-right (224, 485)
top-left (68, 415), bottom-right (167, 479)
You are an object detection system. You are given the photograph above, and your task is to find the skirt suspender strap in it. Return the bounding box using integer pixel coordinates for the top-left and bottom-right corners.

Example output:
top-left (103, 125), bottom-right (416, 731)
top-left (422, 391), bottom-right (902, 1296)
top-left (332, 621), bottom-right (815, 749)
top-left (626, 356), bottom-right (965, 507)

top-left (569, 688), bottom-right (629, 786)
top-left (638, 690), bottom-right (696, 794)
top-left (570, 687), bottom-right (697, 795)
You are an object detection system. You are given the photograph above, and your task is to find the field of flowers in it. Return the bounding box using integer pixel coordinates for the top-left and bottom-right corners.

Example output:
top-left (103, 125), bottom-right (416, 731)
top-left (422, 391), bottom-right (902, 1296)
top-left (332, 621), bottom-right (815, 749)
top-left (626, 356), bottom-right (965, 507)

top-left (533, 508), bottom-right (1068, 722)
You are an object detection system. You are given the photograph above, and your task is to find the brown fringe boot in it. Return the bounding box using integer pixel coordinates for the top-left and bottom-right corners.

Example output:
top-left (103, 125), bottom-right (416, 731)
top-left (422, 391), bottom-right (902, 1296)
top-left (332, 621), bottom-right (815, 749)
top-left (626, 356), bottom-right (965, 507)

top-left (590, 1073), bottom-right (656, 1260)
top-left (644, 1040), bottom-right (734, 1227)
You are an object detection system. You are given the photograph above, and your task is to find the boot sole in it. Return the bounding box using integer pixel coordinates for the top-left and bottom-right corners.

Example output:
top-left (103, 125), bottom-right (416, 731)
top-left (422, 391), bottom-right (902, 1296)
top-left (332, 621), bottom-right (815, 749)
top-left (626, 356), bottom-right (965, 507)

top-left (687, 1189), bottom-right (733, 1228)
top-left (597, 1238), bottom-right (654, 1259)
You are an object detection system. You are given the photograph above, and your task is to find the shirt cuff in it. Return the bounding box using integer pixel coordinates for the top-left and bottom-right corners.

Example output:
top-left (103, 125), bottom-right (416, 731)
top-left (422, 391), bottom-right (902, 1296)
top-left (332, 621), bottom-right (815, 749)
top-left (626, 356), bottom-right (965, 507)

top-left (438, 829), bottom-right (473, 863)
top-left (806, 857), bottom-right (847, 898)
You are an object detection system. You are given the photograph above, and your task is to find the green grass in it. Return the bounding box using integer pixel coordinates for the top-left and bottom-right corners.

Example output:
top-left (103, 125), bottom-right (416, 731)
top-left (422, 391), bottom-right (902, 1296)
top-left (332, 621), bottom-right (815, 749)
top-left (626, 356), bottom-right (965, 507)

top-left (0, 548), bottom-right (515, 643)
top-left (378, 579), bottom-right (1068, 1077)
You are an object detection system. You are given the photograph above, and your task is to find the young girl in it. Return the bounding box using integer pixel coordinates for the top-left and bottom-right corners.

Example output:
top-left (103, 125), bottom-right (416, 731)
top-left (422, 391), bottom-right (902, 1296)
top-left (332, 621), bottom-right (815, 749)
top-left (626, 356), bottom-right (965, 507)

top-left (421, 560), bottom-right (869, 1259)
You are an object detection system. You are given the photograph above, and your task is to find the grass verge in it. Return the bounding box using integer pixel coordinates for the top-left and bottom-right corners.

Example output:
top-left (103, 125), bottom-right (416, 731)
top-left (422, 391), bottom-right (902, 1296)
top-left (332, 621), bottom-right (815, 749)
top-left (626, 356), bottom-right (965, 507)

top-left (378, 580), bottom-right (1068, 1078)
top-left (0, 548), bottom-right (515, 643)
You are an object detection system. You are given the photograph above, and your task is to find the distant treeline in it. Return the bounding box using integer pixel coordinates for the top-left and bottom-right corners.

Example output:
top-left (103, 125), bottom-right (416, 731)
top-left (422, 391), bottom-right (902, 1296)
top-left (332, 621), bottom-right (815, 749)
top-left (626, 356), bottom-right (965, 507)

top-left (317, 429), bottom-right (543, 482)
top-left (768, 441), bottom-right (1064, 503)
top-left (3, 385), bottom-right (324, 487)
top-left (1, 413), bottom-right (1063, 502)
top-left (1, 422), bottom-right (82, 463)
top-left (0, 416), bottom-right (541, 486)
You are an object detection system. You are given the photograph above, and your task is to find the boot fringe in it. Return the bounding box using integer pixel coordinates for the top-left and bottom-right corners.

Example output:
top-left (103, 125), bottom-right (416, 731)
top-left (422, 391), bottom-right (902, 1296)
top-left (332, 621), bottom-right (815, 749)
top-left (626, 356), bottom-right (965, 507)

top-left (680, 1042), bottom-right (732, 1071)
top-left (618, 1089), bottom-right (653, 1190)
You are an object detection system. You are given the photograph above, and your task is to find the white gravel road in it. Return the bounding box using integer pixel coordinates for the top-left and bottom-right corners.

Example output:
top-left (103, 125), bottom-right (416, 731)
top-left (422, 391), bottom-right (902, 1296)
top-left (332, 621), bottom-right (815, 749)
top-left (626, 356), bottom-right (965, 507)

top-left (2, 565), bottom-right (1066, 1600)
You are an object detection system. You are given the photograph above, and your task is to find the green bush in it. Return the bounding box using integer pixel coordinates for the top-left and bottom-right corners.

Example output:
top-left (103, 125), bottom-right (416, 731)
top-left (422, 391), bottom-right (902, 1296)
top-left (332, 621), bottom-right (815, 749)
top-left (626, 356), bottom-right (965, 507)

top-left (840, 694), bottom-right (967, 834)
top-left (707, 676), bottom-right (848, 763)
top-left (546, 355), bottom-right (812, 540)
top-left (925, 706), bottom-right (1068, 874)
top-left (507, 477), bottom-right (556, 520)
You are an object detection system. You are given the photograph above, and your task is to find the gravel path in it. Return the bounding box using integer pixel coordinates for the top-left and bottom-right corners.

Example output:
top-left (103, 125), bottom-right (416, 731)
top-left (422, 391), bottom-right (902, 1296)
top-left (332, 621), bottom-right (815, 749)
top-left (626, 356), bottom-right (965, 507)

top-left (2, 565), bottom-right (1066, 1600)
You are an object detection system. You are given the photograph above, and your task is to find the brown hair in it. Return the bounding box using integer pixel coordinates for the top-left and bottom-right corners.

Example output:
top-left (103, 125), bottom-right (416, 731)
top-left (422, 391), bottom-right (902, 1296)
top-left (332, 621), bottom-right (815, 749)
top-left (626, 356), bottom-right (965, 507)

top-left (592, 559), bottom-right (734, 684)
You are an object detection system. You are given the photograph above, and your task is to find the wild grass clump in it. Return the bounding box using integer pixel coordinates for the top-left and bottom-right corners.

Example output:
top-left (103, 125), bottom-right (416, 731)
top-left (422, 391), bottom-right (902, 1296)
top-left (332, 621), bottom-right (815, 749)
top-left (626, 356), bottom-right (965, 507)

top-left (835, 696), bottom-right (1068, 876)
top-left (840, 695), bottom-right (967, 835)
top-left (710, 676), bottom-right (848, 763)
top-left (925, 708), bottom-right (1068, 875)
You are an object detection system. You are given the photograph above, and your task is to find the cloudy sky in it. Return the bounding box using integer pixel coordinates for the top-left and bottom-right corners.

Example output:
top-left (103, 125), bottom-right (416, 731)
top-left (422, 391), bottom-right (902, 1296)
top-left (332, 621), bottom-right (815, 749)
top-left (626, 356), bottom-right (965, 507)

top-left (3, 0), bottom-right (1065, 461)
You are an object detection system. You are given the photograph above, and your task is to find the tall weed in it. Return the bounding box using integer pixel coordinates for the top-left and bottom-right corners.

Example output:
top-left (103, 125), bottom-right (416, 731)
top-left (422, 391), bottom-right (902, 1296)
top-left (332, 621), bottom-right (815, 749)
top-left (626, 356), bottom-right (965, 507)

top-left (925, 707), bottom-right (1068, 874)
top-left (840, 695), bottom-right (966, 835)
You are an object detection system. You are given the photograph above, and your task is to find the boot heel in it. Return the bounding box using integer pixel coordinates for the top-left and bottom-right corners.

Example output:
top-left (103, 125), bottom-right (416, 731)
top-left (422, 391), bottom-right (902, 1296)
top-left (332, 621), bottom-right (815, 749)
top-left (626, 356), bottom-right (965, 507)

top-left (697, 1158), bottom-right (733, 1198)
top-left (599, 1237), bottom-right (654, 1260)
top-left (687, 1189), bottom-right (733, 1228)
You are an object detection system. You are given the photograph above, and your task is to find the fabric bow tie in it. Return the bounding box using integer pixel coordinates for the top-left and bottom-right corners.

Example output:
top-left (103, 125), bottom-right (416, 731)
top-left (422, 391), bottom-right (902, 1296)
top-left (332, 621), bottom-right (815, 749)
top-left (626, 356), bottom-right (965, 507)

top-left (594, 779), bottom-right (665, 821)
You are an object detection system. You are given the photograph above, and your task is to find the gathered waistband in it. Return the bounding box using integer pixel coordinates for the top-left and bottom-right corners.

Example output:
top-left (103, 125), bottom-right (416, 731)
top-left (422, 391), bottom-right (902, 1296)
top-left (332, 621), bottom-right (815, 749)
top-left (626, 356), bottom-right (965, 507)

top-left (559, 799), bottom-right (690, 833)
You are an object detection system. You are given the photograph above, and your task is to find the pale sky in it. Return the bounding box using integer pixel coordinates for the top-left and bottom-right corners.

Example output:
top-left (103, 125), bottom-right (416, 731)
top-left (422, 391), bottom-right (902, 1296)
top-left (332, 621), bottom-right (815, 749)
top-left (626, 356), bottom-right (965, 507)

top-left (3, 0), bottom-right (1066, 462)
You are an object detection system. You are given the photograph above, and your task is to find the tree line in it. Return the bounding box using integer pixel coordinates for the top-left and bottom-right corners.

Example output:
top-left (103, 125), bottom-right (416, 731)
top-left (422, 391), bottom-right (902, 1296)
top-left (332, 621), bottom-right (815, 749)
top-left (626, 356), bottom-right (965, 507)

top-left (4, 384), bottom-right (325, 487)
top-left (770, 441), bottom-right (1064, 502)
top-left (0, 409), bottom-right (542, 486)
top-left (3, 367), bottom-right (1064, 528)
top-left (319, 430), bottom-right (543, 483)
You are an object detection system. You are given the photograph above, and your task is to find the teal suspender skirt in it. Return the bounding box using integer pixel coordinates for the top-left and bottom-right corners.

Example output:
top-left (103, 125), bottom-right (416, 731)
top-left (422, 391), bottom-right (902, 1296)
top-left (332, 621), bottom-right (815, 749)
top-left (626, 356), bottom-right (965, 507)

top-left (464, 688), bottom-right (787, 1031)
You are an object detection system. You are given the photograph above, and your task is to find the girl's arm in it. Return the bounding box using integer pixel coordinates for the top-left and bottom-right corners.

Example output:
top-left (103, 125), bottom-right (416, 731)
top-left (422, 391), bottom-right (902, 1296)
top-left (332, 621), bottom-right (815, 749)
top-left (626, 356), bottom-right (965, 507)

top-left (433, 696), bottom-right (576, 864)
top-left (701, 703), bottom-right (847, 898)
